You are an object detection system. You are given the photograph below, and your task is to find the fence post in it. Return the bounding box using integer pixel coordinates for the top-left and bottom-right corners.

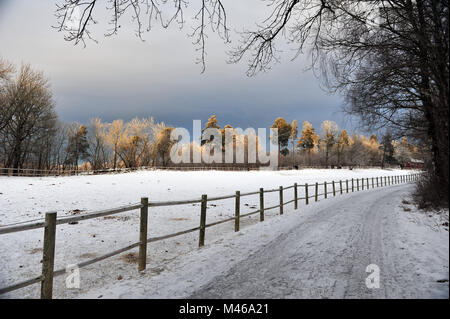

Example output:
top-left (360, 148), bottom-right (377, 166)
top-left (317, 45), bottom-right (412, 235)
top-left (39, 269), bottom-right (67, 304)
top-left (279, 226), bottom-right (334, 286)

top-left (235, 191), bottom-right (240, 232)
top-left (324, 182), bottom-right (328, 199)
top-left (372, 177), bottom-right (374, 188)
top-left (138, 197), bottom-right (148, 272)
top-left (294, 183), bottom-right (298, 210)
top-left (315, 182), bottom-right (318, 202)
top-left (376, 177), bottom-right (379, 187)
top-left (361, 178), bottom-right (364, 190)
top-left (346, 180), bottom-right (349, 193)
top-left (305, 183), bottom-right (309, 205)
top-left (260, 188), bottom-right (265, 221)
top-left (279, 186), bottom-right (284, 215)
top-left (199, 195), bottom-right (207, 247)
top-left (339, 180), bottom-right (343, 194)
top-left (332, 181), bottom-right (336, 196)
top-left (41, 211), bottom-right (57, 299)
top-left (366, 178), bottom-right (369, 189)
top-left (352, 178), bottom-right (354, 192)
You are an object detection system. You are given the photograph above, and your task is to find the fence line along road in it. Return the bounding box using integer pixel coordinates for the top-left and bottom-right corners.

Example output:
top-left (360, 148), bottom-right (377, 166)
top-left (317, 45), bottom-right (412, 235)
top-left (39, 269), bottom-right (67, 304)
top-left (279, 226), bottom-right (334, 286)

top-left (0, 165), bottom-right (404, 177)
top-left (0, 173), bottom-right (422, 298)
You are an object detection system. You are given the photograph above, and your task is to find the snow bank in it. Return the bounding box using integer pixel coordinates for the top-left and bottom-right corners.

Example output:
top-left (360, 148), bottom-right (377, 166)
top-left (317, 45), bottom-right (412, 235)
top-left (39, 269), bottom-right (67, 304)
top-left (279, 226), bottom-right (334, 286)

top-left (0, 168), bottom-right (421, 298)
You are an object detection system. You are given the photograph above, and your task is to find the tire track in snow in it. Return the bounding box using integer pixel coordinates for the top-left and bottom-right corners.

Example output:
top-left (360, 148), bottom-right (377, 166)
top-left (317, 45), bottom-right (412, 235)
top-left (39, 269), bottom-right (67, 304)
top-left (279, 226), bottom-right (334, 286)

top-left (189, 185), bottom-right (409, 299)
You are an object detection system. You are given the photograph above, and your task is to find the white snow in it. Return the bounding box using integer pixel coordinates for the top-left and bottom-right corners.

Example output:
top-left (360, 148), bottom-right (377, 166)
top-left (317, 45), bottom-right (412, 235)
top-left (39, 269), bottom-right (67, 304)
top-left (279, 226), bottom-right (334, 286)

top-left (1, 168), bottom-right (446, 299)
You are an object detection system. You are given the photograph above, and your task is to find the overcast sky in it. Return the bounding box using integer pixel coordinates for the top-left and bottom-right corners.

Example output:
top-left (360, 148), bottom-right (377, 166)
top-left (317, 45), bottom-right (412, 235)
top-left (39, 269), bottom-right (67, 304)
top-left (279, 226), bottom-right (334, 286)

top-left (0, 0), bottom-right (357, 132)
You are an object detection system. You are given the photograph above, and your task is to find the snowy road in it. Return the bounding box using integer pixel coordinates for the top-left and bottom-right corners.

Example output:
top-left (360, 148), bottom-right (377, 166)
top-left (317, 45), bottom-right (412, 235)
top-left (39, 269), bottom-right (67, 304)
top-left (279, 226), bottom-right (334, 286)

top-left (81, 183), bottom-right (448, 299)
top-left (190, 185), bottom-right (412, 298)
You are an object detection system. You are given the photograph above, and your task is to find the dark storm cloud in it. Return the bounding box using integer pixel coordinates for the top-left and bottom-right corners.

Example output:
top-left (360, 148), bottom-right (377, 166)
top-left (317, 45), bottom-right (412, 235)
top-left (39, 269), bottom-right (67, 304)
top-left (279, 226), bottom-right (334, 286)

top-left (0, 0), bottom-right (356, 133)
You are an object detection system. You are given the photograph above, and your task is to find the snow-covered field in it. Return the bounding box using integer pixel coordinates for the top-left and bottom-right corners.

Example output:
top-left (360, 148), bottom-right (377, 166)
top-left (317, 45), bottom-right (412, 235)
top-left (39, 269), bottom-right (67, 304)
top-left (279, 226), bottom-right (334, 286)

top-left (1, 168), bottom-right (447, 299)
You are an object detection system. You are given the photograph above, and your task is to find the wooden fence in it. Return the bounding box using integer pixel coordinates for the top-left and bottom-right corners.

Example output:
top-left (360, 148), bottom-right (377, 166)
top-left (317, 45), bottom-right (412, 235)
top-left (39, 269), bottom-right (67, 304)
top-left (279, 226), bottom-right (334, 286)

top-left (0, 173), bottom-right (422, 298)
top-left (0, 165), bottom-right (405, 177)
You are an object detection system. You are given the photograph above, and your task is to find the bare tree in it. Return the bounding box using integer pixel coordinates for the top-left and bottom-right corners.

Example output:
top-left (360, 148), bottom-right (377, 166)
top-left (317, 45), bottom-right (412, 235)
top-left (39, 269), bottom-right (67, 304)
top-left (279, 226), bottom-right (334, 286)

top-left (116, 117), bottom-right (155, 167)
top-left (0, 59), bottom-right (14, 133)
top-left (231, 0), bottom-right (448, 203)
top-left (154, 126), bottom-right (176, 166)
top-left (87, 118), bottom-right (109, 170)
top-left (105, 119), bottom-right (124, 169)
top-left (0, 64), bottom-right (57, 173)
top-left (66, 123), bottom-right (90, 170)
top-left (54, 0), bottom-right (230, 72)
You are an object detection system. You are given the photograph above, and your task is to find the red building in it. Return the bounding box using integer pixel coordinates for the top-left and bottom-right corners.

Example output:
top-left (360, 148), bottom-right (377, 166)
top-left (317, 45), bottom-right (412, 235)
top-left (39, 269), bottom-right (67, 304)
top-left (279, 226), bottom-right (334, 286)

top-left (404, 159), bottom-right (424, 169)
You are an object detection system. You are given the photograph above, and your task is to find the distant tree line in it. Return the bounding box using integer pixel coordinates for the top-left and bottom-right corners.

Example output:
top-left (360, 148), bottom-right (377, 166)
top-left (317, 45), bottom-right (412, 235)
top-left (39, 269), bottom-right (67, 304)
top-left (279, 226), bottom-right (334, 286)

top-left (269, 117), bottom-right (423, 168)
top-left (0, 60), bottom-right (177, 172)
top-left (0, 61), bottom-right (425, 173)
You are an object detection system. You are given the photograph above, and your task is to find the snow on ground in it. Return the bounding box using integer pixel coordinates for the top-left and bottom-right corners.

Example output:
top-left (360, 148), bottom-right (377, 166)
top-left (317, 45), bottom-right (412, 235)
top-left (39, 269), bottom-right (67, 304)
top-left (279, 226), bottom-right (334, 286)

top-left (1, 168), bottom-right (438, 299)
top-left (80, 184), bottom-right (449, 299)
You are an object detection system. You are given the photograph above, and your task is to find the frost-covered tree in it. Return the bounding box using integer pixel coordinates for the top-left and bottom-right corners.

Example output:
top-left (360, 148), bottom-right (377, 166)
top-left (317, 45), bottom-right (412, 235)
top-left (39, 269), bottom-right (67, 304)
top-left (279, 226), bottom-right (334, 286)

top-left (297, 121), bottom-right (319, 165)
top-left (336, 129), bottom-right (351, 167)
top-left (394, 137), bottom-right (413, 168)
top-left (202, 115), bottom-right (221, 146)
top-left (290, 120), bottom-right (298, 166)
top-left (320, 120), bottom-right (339, 167)
top-left (154, 126), bottom-right (176, 166)
top-left (271, 117), bottom-right (292, 165)
top-left (105, 119), bottom-right (124, 169)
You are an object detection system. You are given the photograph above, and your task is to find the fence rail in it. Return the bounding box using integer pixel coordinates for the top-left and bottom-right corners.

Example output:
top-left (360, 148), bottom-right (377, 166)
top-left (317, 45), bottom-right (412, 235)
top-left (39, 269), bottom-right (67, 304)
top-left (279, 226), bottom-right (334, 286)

top-left (0, 165), bottom-right (406, 177)
top-left (0, 172), bottom-right (422, 298)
